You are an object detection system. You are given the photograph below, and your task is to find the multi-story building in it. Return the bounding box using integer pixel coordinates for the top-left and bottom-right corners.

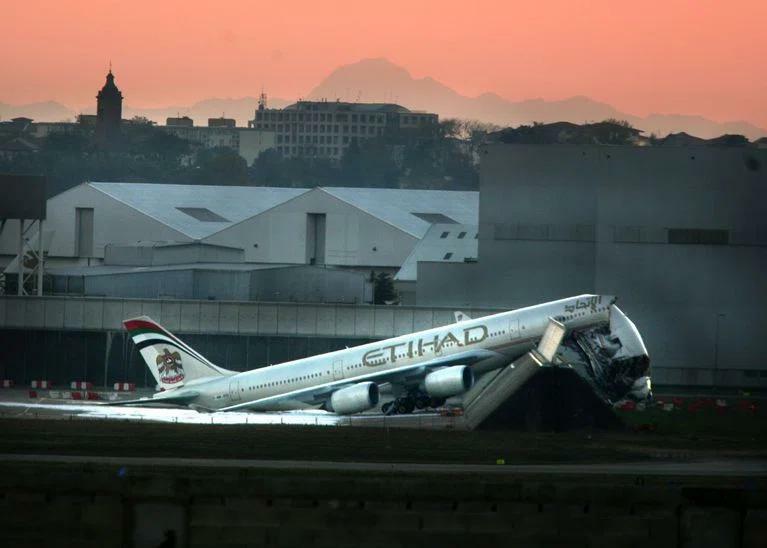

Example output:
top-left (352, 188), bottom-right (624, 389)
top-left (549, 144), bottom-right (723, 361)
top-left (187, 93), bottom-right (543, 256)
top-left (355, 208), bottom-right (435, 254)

top-left (159, 119), bottom-right (276, 165)
top-left (249, 99), bottom-right (438, 160)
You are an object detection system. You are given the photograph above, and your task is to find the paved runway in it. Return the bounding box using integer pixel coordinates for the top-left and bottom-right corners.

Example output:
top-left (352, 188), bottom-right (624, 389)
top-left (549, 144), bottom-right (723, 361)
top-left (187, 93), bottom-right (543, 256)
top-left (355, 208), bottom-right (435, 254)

top-left (1, 453), bottom-right (765, 477)
top-left (0, 398), bottom-right (453, 429)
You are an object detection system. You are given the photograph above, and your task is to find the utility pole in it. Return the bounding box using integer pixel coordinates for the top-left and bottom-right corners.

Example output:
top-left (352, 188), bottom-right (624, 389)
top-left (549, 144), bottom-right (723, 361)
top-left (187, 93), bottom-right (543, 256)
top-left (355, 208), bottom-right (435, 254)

top-left (713, 313), bottom-right (725, 393)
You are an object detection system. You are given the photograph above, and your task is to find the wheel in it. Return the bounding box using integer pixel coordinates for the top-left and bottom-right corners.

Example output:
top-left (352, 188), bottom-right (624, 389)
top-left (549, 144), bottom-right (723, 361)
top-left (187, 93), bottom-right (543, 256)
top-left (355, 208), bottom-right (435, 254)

top-left (402, 398), bottom-right (416, 414)
top-left (396, 400), bottom-right (409, 414)
top-left (415, 395), bottom-right (430, 409)
top-left (429, 397), bottom-right (446, 409)
top-left (381, 401), bottom-right (395, 415)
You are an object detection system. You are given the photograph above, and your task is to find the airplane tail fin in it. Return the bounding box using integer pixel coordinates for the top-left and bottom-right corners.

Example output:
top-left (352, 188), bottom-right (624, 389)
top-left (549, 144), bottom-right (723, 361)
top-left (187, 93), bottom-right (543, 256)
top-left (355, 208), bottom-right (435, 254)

top-left (123, 316), bottom-right (234, 390)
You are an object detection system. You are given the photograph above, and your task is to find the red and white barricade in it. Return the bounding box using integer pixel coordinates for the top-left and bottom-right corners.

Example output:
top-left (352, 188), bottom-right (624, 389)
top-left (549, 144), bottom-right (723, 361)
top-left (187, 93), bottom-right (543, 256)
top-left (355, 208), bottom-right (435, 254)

top-left (1, 380), bottom-right (14, 388)
top-left (30, 380), bottom-right (53, 389)
top-left (70, 381), bottom-right (93, 390)
top-left (113, 383), bottom-right (136, 392)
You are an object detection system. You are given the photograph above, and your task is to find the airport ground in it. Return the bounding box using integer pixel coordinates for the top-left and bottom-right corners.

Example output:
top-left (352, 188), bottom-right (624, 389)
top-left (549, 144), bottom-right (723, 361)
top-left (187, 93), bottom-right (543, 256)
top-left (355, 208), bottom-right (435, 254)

top-left (1, 398), bottom-right (766, 547)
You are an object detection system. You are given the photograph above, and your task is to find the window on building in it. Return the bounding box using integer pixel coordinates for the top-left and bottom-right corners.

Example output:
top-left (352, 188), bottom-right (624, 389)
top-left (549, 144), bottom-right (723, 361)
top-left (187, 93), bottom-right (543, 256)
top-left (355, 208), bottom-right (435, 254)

top-left (440, 231), bottom-right (450, 238)
top-left (176, 207), bottom-right (230, 222)
top-left (352, 114), bottom-right (358, 122)
top-left (668, 229), bottom-right (729, 245)
top-left (458, 231), bottom-right (467, 239)
top-left (411, 212), bottom-right (458, 224)
top-left (443, 252), bottom-right (453, 260)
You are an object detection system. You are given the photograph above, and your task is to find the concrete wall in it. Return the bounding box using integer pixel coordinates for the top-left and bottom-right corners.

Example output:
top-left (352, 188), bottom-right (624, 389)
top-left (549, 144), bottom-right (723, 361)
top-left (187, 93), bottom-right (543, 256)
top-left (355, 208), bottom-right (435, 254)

top-left (2, 295), bottom-right (765, 388)
top-left (105, 243), bottom-right (244, 266)
top-left (238, 128), bottom-right (276, 165)
top-left (86, 270), bottom-right (199, 300)
top-left (51, 266), bottom-right (371, 303)
top-left (250, 266), bottom-right (372, 304)
top-left (418, 144), bottom-right (767, 383)
top-left (205, 188), bottom-right (418, 267)
top-left (0, 296), bottom-right (493, 338)
top-left (0, 184), bottom-right (190, 259)
top-left (0, 329), bottom-right (376, 386)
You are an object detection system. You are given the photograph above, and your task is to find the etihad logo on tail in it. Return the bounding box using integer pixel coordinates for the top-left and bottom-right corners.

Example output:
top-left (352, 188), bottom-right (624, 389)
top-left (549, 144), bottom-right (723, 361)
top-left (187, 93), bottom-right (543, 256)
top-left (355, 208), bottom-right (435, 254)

top-left (156, 348), bottom-right (185, 384)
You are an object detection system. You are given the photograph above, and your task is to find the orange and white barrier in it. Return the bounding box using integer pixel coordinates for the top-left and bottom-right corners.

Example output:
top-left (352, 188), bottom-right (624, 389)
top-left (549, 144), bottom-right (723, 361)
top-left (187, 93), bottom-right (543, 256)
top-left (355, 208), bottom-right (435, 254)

top-left (30, 380), bottom-right (52, 389)
top-left (1, 380), bottom-right (14, 388)
top-left (70, 381), bottom-right (93, 390)
top-left (113, 383), bottom-right (136, 392)
top-left (70, 391), bottom-right (99, 400)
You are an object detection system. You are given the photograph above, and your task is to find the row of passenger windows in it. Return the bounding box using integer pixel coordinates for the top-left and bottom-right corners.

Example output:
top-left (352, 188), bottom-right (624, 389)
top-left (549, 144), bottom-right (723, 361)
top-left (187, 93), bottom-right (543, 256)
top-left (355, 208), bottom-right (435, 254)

top-left (244, 371), bottom-right (329, 392)
top-left (557, 305), bottom-right (609, 322)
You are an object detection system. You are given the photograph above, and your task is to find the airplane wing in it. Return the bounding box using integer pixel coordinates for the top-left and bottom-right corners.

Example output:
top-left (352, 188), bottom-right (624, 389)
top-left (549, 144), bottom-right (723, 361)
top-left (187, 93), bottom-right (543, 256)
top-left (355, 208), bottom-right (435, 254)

top-left (218, 348), bottom-right (503, 412)
top-left (101, 390), bottom-right (200, 407)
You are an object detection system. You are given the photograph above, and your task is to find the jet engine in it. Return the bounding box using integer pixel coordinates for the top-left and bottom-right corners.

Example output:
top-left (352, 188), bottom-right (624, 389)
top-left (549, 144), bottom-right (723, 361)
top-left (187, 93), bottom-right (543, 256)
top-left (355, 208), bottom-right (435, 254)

top-left (327, 382), bottom-right (380, 415)
top-left (424, 365), bottom-right (474, 398)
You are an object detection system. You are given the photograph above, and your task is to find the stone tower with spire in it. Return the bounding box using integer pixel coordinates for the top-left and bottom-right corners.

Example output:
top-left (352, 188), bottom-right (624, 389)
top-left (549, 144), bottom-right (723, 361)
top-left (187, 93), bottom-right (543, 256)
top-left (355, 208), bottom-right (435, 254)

top-left (96, 68), bottom-right (123, 147)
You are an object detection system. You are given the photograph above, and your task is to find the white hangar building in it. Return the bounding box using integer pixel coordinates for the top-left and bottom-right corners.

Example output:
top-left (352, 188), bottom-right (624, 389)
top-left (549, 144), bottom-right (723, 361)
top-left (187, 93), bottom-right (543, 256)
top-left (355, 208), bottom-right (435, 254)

top-left (0, 182), bottom-right (478, 272)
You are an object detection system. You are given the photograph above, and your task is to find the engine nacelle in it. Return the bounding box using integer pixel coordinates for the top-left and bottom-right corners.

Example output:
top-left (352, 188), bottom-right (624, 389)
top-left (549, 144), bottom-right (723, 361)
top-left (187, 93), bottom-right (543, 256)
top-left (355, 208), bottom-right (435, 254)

top-left (424, 365), bottom-right (474, 398)
top-left (327, 382), bottom-right (380, 415)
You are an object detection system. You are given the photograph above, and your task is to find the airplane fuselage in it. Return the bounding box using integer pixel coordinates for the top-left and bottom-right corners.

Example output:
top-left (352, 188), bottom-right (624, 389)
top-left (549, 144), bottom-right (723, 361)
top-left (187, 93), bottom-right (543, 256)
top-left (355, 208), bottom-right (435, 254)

top-left (190, 294), bottom-right (614, 411)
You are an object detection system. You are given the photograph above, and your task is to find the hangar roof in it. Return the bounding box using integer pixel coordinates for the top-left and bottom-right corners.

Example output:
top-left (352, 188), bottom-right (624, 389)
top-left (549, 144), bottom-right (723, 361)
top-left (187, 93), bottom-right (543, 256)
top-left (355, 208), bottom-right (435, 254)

top-left (82, 183), bottom-right (478, 241)
top-left (394, 223), bottom-right (478, 281)
top-left (89, 182), bottom-right (307, 239)
top-left (321, 187), bottom-right (478, 238)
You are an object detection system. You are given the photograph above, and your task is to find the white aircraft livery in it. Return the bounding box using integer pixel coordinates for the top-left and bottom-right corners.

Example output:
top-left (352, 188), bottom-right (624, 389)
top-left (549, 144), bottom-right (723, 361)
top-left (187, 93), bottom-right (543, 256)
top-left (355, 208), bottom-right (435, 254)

top-left (120, 295), bottom-right (650, 415)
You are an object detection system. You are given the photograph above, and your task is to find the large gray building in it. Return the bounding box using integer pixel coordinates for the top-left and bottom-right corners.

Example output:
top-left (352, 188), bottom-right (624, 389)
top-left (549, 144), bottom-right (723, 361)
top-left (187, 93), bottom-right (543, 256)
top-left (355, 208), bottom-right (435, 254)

top-left (250, 100), bottom-right (438, 160)
top-left (417, 144), bottom-right (767, 388)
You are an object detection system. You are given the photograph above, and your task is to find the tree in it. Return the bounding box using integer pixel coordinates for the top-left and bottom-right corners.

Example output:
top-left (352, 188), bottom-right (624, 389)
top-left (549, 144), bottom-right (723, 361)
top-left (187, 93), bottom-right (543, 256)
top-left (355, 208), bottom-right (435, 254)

top-left (371, 271), bottom-right (398, 304)
top-left (192, 147), bottom-right (248, 185)
top-left (340, 138), bottom-right (400, 187)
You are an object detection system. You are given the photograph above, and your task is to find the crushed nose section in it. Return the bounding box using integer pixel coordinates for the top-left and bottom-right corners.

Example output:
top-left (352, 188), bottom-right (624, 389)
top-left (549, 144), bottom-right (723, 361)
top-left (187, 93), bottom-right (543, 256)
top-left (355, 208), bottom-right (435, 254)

top-left (566, 304), bottom-right (651, 403)
top-left (609, 305), bottom-right (649, 361)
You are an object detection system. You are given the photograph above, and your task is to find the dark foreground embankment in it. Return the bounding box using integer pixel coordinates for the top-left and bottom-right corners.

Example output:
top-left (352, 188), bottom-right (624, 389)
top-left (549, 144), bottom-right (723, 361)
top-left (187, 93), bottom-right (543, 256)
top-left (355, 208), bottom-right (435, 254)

top-left (1, 417), bottom-right (766, 546)
top-left (1, 455), bottom-right (766, 547)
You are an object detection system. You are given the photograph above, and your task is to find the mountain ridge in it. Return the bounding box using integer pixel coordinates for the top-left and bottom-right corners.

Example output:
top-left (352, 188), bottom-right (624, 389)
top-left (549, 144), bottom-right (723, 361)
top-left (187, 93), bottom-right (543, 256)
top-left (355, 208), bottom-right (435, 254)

top-left (2, 58), bottom-right (764, 139)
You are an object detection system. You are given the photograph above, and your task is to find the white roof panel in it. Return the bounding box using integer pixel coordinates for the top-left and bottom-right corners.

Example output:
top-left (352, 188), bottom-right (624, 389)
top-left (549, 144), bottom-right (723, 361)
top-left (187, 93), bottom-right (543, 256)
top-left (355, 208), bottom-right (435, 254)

top-left (321, 187), bottom-right (478, 238)
top-left (395, 223), bottom-right (478, 281)
top-left (89, 182), bottom-right (307, 239)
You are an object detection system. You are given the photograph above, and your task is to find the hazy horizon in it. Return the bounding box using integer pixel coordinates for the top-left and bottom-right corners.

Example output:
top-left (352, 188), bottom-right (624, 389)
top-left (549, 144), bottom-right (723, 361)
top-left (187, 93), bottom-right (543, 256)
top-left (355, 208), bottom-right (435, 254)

top-left (3, 0), bottom-right (766, 127)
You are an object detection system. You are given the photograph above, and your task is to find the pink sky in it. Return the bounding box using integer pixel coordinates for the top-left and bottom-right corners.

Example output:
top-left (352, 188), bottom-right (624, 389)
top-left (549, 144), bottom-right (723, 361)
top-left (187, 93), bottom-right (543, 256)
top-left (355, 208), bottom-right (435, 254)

top-left (3, 0), bottom-right (766, 126)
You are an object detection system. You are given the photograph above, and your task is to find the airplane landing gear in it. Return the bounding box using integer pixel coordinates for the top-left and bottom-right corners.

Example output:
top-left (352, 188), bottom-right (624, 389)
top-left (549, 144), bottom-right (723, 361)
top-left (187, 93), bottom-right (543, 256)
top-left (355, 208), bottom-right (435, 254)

top-left (381, 392), bottom-right (446, 415)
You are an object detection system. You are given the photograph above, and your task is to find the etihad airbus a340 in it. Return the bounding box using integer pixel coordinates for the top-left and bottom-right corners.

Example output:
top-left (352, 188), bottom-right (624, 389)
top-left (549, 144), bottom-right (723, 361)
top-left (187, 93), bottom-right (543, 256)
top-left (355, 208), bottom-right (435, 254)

top-left (118, 294), bottom-right (650, 415)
